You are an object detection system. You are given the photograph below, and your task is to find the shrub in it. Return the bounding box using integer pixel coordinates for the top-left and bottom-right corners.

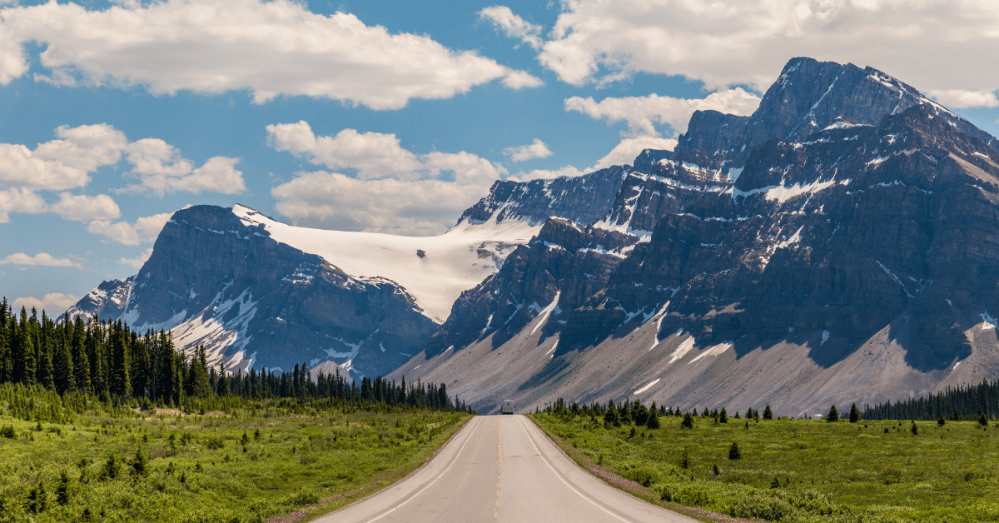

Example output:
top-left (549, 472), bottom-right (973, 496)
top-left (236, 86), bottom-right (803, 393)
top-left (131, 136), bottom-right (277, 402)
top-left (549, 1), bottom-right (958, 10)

top-left (679, 448), bottom-right (691, 469)
top-left (131, 448), bottom-right (149, 477)
top-left (659, 483), bottom-right (715, 507)
top-left (622, 467), bottom-right (659, 487)
top-left (0, 425), bottom-right (15, 438)
top-left (205, 436), bottom-right (226, 450)
top-left (729, 492), bottom-right (794, 521)
top-left (681, 413), bottom-right (694, 429)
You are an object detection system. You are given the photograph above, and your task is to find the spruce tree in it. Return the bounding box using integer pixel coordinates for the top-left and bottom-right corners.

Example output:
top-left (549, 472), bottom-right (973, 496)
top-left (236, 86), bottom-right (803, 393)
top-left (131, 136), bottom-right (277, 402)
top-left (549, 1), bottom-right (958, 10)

top-left (849, 403), bottom-right (860, 423)
top-left (36, 326), bottom-right (56, 391)
top-left (53, 317), bottom-right (75, 394)
top-left (109, 326), bottom-right (130, 399)
top-left (646, 407), bottom-right (660, 429)
top-left (763, 404), bottom-right (773, 420)
top-left (13, 311), bottom-right (37, 385)
top-left (728, 442), bottom-right (741, 460)
top-left (681, 412), bottom-right (694, 429)
top-left (938, 415), bottom-right (946, 426)
top-left (719, 408), bottom-right (728, 423)
top-left (827, 404), bottom-right (839, 422)
top-left (71, 317), bottom-right (90, 393)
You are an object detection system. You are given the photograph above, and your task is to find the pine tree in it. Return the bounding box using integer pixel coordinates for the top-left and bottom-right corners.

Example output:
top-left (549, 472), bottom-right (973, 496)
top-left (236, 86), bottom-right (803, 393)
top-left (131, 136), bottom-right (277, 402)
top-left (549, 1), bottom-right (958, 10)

top-left (938, 415), bottom-right (946, 426)
top-left (56, 471), bottom-right (71, 505)
top-left (719, 408), bottom-right (728, 423)
top-left (849, 403), bottom-right (860, 423)
top-left (646, 407), bottom-right (660, 429)
top-left (13, 310), bottom-right (37, 385)
top-left (53, 315), bottom-right (75, 394)
top-left (728, 442), bottom-right (741, 460)
top-left (217, 363), bottom-right (230, 396)
top-left (71, 317), bottom-right (90, 393)
top-left (109, 325), bottom-right (131, 399)
top-left (827, 405), bottom-right (839, 422)
top-left (763, 404), bottom-right (773, 420)
top-left (681, 412), bottom-right (694, 429)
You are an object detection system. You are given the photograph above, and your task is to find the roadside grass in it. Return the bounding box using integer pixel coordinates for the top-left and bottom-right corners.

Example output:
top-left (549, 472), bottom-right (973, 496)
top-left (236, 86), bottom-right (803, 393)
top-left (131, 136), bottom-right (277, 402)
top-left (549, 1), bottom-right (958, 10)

top-left (0, 395), bottom-right (470, 523)
top-left (531, 413), bottom-right (999, 522)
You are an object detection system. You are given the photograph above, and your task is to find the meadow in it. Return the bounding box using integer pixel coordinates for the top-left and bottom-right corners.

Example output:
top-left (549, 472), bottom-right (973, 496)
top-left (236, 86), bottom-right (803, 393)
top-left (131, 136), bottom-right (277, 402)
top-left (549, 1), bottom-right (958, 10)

top-left (531, 407), bottom-right (999, 523)
top-left (0, 385), bottom-right (470, 523)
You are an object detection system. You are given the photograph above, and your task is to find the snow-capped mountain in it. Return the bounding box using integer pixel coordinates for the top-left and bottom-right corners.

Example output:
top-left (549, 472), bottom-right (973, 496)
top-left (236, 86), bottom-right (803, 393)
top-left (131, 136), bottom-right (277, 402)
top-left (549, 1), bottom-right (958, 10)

top-left (391, 57), bottom-right (999, 415)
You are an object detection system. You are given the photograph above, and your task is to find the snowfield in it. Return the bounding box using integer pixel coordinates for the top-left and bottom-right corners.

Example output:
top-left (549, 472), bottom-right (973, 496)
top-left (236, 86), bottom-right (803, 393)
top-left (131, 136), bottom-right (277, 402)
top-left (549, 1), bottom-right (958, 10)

top-left (233, 205), bottom-right (540, 323)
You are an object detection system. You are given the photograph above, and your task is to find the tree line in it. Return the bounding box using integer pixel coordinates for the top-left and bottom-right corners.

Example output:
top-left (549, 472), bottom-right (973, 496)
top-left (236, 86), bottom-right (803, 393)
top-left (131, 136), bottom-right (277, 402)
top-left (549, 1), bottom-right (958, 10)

top-left (862, 379), bottom-right (999, 421)
top-left (0, 299), bottom-right (470, 413)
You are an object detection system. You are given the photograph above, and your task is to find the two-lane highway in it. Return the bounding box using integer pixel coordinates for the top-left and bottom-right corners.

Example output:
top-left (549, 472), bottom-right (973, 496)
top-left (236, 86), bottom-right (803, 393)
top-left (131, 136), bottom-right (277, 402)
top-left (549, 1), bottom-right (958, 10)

top-left (323, 415), bottom-right (695, 522)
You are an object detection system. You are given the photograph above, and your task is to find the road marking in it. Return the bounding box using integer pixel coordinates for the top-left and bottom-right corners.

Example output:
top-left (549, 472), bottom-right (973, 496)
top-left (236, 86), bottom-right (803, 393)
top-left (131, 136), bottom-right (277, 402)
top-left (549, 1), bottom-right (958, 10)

top-left (360, 417), bottom-right (481, 523)
top-left (516, 416), bottom-right (632, 523)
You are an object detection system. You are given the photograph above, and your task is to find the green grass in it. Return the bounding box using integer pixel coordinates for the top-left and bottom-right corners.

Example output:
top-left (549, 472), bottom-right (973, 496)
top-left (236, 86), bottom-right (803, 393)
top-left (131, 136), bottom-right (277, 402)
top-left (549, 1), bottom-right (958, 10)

top-left (0, 392), bottom-right (471, 522)
top-left (531, 413), bottom-right (999, 522)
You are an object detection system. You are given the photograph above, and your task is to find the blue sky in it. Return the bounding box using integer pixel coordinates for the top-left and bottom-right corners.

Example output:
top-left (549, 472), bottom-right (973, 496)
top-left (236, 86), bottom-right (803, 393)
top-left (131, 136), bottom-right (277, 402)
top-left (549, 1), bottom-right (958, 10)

top-left (1, 0), bottom-right (998, 314)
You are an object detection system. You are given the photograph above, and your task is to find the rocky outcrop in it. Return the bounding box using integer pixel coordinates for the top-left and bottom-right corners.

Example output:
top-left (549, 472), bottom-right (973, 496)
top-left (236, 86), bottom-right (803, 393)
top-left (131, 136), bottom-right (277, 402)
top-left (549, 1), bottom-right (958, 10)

top-left (66, 277), bottom-right (133, 322)
top-left (456, 166), bottom-right (629, 227)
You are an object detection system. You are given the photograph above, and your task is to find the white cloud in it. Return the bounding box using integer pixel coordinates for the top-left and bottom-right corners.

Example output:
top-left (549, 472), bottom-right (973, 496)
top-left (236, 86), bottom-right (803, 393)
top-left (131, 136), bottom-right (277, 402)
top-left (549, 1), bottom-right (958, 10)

top-left (272, 171), bottom-right (488, 235)
top-left (927, 89), bottom-right (999, 109)
top-left (0, 0), bottom-right (540, 110)
top-left (0, 123), bottom-right (126, 191)
top-left (87, 212), bottom-right (173, 246)
top-left (530, 0), bottom-right (999, 108)
top-left (480, 6), bottom-right (544, 50)
top-left (266, 121), bottom-right (507, 183)
top-left (50, 192), bottom-right (120, 222)
top-left (507, 165), bottom-right (587, 182)
top-left (0, 252), bottom-right (79, 268)
top-left (122, 155), bottom-right (246, 196)
top-left (13, 293), bottom-right (79, 314)
top-left (0, 187), bottom-right (46, 223)
top-left (500, 70), bottom-right (545, 89)
top-left (120, 247), bottom-right (153, 270)
top-left (565, 89), bottom-right (761, 137)
top-left (504, 138), bottom-right (553, 162)
top-left (592, 136), bottom-right (677, 170)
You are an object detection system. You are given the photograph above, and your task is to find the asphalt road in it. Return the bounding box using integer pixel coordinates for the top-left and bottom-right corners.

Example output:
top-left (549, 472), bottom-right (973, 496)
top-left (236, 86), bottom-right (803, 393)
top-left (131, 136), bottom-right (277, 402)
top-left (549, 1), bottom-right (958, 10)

top-left (323, 415), bottom-right (696, 523)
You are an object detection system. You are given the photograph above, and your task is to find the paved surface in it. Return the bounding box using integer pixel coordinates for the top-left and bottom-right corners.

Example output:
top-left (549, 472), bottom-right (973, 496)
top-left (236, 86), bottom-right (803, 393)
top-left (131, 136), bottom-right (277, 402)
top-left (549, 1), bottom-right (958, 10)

top-left (323, 415), bottom-right (697, 523)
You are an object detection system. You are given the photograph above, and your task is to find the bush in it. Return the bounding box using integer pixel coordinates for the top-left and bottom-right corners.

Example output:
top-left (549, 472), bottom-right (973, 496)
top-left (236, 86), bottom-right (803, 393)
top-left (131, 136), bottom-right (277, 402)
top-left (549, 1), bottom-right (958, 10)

top-left (658, 482), bottom-right (715, 508)
top-left (622, 467), bottom-right (659, 487)
top-left (0, 425), bottom-right (14, 438)
top-left (681, 413), bottom-right (694, 429)
top-left (205, 436), bottom-right (226, 450)
top-left (729, 492), bottom-right (794, 521)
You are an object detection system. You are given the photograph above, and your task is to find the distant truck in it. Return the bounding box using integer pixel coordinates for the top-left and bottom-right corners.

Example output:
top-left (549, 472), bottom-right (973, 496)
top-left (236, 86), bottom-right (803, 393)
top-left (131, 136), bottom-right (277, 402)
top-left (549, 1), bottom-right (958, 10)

top-left (501, 400), bottom-right (515, 415)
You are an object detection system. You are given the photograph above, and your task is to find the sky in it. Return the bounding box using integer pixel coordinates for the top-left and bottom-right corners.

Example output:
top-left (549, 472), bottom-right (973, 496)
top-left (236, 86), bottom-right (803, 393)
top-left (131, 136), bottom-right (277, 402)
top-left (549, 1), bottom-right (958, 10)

top-left (1, 0), bottom-right (998, 315)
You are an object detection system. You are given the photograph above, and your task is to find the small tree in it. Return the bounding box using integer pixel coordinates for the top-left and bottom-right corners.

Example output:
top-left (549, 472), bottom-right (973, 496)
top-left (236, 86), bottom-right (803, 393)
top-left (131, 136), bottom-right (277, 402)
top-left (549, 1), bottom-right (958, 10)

top-left (911, 421), bottom-right (918, 436)
top-left (950, 409), bottom-right (963, 422)
top-left (937, 415), bottom-right (946, 427)
top-left (27, 481), bottom-right (47, 513)
top-left (763, 404), bottom-right (773, 420)
top-left (131, 448), bottom-right (148, 477)
top-left (680, 448), bottom-right (691, 469)
top-left (827, 405), bottom-right (839, 423)
top-left (728, 442), bottom-right (741, 460)
top-left (978, 413), bottom-right (989, 427)
top-left (604, 404), bottom-right (620, 427)
top-left (646, 408), bottom-right (660, 429)
top-left (719, 408), bottom-right (728, 424)
top-left (849, 403), bottom-right (860, 423)
top-left (56, 472), bottom-right (71, 505)
top-left (681, 412), bottom-right (694, 429)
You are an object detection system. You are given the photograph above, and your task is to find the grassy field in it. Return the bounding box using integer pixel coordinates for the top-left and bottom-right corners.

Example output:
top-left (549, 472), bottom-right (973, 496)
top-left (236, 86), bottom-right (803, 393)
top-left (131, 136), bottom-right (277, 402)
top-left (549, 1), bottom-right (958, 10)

top-left (0, 388), bottom-right (471, 523)
top-left (531, 411), bottom-right (999, 523)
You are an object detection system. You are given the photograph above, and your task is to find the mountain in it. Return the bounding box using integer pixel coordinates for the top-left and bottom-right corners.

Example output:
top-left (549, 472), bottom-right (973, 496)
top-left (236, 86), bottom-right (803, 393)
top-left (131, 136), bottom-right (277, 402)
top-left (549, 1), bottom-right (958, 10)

top-left (390, 57), bottom-right (999, 416)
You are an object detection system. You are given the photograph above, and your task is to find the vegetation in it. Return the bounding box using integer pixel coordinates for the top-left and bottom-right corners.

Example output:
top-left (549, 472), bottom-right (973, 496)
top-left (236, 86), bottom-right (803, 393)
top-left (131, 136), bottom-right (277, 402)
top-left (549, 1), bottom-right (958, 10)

top-left (0, 300), bottom-right (475, 522)
top-left (532, 398), bottom-right (999, 522)
top-left (0, 383), bottom-right (471, 522)
top-left (864, 379), bottom-right (999, 420)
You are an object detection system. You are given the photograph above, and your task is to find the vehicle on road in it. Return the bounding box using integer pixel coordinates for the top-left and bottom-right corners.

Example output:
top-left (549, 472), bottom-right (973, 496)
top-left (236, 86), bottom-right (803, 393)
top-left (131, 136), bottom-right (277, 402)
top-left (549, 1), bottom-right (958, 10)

top-left (501, 400), bottom-right (515, 414)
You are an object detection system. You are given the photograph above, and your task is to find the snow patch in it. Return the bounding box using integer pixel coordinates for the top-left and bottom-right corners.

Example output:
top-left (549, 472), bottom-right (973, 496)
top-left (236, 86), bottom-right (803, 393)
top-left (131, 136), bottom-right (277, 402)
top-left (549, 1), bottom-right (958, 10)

top-left (821, 330), bottom-right (830, 346)
top-left (690, 342), bottom-right (733, 363)
top-left (633, 378), bottom-right (660, 395)
top-left (667, 337), bottom-right (696, 365)
top-left (980, 312), bottom-right (998, 330)
top-left (530, 292), bottom-right (560, 336)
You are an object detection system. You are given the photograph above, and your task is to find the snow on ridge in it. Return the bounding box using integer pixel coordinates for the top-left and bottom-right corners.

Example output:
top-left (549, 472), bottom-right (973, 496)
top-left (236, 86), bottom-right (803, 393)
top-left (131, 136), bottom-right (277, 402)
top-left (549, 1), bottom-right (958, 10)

top-left (232, 204), bottom-right (540, 323)
top-left (690, 341), bottom-right (733, 363)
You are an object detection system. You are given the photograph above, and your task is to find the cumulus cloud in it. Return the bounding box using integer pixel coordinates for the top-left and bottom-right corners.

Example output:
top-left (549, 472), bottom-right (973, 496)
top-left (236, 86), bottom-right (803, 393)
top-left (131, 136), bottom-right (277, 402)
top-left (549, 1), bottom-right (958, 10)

top-left (565, 88), bottom-right (761, 136)
top-left (0, 188), bottom-right (46, 223)
top-left (13, 293), bottom-right (79, 314)
top-left (266, 121), bottom-right (507, 184)
top-left (0, 123), bottom-right (127, 191)
top-left (503, 138), bottom-right (553, 162)
top-left (272, 171), bottom-right (488, 235)
top-left (0, 123), bottom-right (245, 201)
top-left (480, 6), bottom-right (544, 50)
top-left (0, 252), bottom-right (79, 268)
top-left (0, 0), bottom-right (540, 109)
top-left (87, 212), bottom-right (173, 246)
top-left (120, 247), bottom-right (153, 270)
top-left (525, 0), bottom-right (999, 108)
top-left (592, 136), bottom-right (678, 170)
top-left (50, 192), bottom-right (120, 222)
top-left (927, 89), bottom-right (999, 109)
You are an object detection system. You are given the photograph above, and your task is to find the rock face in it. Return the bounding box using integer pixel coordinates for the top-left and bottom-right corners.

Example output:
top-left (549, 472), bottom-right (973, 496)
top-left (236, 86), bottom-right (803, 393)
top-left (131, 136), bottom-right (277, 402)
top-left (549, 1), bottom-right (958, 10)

top-left (65, 277), bottom-right (133, 321)
top-left (391, 58), bottom-right (999, 416)
top-left (72, 206), bottom-right (437, 377)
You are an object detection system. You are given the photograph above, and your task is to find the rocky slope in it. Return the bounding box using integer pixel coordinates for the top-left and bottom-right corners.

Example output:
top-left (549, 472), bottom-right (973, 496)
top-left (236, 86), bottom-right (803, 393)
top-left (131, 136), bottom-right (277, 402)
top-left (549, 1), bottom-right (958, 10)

top-left (390, 58), bottom-right (999, 415)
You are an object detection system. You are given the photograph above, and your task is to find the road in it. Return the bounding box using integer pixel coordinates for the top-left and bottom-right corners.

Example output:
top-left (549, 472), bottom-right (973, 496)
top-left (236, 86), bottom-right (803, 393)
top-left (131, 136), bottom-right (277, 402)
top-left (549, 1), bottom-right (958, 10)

top-left (322, 415), bottom-right (696, 523)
